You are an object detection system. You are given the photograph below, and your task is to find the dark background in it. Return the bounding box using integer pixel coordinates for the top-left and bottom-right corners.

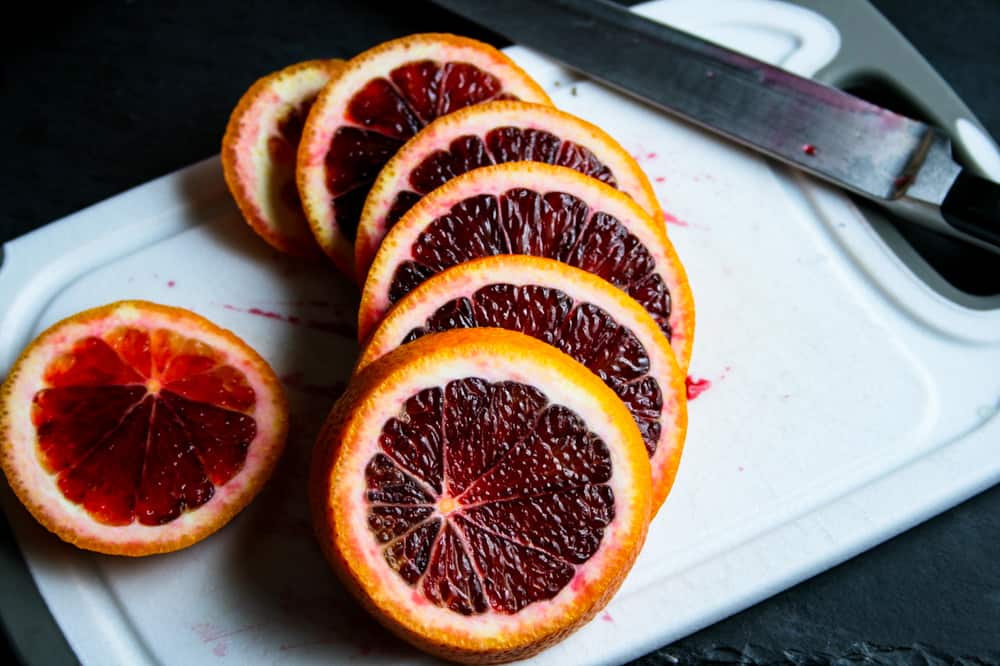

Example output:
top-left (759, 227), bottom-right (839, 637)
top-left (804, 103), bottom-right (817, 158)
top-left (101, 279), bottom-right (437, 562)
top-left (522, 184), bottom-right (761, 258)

top-left (2, 1), bottom-right (998, 664)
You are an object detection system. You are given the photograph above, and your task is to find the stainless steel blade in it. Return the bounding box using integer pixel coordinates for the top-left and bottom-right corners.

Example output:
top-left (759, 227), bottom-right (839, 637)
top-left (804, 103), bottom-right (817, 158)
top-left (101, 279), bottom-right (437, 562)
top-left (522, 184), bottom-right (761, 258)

top-left (432, 0), bottom-right (957, 204)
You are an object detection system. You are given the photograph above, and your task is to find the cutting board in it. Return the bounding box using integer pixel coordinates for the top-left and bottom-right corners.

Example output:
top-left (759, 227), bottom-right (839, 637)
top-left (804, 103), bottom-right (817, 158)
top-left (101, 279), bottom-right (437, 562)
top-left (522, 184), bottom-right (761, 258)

top-left (2, 1), bottom-right (999, 664)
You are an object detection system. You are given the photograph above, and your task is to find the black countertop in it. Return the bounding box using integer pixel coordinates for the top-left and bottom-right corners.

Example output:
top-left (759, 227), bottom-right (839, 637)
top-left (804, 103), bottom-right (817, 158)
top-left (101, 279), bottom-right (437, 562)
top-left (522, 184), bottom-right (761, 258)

top-left (2, 1), bottom-right (998, 664)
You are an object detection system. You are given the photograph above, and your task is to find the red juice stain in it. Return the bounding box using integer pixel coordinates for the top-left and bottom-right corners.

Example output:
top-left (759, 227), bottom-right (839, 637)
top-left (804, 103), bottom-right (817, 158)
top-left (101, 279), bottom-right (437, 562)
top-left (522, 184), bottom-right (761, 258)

top-left (646, 152), bottom-right (657, 160)
top-left (685, 376), bottom-right (712, 400)
top-left (213, 642), bottom-right (227, 657)
top-left (601, 611), bottom-right (614, 623)
top-left (654, 176), bottom-right (666, 183)
top-left (221, 305), bottom-right (357, 337)
top-left (247, 307), bottom-right (284, 320)
top-left (662, 211), bottom-right (689, 228)
top-left (802, 143), bottom-right (817, 156)
top-left (193, 623), bottom-right (221, 642)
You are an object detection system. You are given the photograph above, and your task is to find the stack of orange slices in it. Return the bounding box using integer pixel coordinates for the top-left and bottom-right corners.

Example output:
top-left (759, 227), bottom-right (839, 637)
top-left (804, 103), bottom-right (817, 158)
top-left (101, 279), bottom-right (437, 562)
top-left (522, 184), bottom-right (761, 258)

top-left (0, 31), bottom-right (696, 664)
top-left (221, 33), bottom-right (696, 663)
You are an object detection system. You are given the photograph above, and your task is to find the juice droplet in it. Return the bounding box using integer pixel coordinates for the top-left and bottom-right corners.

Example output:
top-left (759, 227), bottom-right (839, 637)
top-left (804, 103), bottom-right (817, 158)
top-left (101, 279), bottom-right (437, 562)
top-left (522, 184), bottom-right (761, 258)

top-left (802, 144), bottom-right (817, 156)
top-left (685, 376), bottom-right (712, 400)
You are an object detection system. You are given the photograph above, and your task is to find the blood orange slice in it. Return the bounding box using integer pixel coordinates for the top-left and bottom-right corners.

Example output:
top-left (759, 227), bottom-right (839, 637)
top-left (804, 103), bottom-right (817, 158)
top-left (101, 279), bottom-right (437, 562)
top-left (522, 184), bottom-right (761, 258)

top-left (360, 162), bottom-right (695, 371)
top-left (355, 100), bottom-right (662, 281)
top-left (311, 328), bottom-right (650, 663)
top-left (222, 59), bottom-right (344, 256)
top-left (297, 33), bottom-right (552, 277)
top-left (357, 255), bottom-right (686, 513)
top-left (0, 301), bottom-right (288, 556)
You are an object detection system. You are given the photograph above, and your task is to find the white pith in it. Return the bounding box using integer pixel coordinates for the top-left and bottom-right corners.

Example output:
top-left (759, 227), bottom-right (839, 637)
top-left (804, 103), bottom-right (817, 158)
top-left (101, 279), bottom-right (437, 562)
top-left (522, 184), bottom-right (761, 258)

top-left (230, 62), bottom-right (334, 247)
top-left (2, 304), bottom-right (284, 547)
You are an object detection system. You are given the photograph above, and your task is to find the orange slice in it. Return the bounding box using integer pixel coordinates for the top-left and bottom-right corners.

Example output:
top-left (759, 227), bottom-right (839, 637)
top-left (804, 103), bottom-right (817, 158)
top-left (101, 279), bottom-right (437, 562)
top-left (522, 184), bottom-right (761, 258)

top-left (355, 101), bottom-right (662, 281)
top-left (222, 59), bottom-right (344, 256)
top-left (358, 255), bottom-right (686, 513)
top-left (360, 162), bottom-right (695, 372)
top-left (0, 301), bottom-right (288, 556)
top-left (311, 328), bottom-right (650, 663)
top-left (297, 33), bottom-right (552, 277)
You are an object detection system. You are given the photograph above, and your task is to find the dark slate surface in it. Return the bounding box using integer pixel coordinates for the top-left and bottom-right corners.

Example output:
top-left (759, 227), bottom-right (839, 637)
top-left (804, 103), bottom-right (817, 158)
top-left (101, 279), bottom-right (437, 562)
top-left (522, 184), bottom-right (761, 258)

top-left (1, 1), bottom-right (998, 664)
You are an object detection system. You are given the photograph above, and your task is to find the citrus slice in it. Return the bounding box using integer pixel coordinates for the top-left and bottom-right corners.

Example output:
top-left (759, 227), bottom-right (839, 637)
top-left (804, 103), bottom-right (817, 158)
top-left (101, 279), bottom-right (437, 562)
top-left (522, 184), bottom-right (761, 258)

top-left (357, 255), bottom-right (686, 513)
top-left (360, 162), bottom-right (695, 371)
top-left (222, 59), bottom-right (344, 256)
top-left (311, 328), bottom-right (650, 662)
top-left (0, 301), bottom-right (288, 556)
top-left (297, 33), bottom-right (552, 277)
top-left (355, 100), bottom-right (662, 281)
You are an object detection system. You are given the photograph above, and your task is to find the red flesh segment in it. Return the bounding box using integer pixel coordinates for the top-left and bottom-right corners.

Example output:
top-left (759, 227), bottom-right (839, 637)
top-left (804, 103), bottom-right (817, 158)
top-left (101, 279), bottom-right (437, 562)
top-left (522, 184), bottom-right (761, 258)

top-left (384, 127), bottom-right (618, 229)
top-left (401, 284), bottom-right (662, 456)
top-left (31, 327), bottom-right (258, 526)
top-left (388, 189), bottom-right (674, 339)
top-left (269, 96), bottom-right (319, 165)
top-left (365, 379), bottom-right (615, 615)
top-left (324, 60), bottom-right (522, 242)
top-left (268, 96), bottom-right (320, 214)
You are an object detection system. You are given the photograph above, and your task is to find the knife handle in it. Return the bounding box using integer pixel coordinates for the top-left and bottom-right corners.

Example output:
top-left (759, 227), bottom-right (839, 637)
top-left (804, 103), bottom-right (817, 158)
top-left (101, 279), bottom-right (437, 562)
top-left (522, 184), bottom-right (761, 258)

top-left (941, 172), bottom-right (1000, 249)
top-left (798, 0), bottom-right (1000, 184)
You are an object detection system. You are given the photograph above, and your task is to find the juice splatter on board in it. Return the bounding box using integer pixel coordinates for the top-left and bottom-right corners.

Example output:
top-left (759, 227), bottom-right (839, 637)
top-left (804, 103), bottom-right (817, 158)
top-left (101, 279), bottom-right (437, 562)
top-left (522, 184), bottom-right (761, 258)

top-left (685, 376), bottom-right (712, 400)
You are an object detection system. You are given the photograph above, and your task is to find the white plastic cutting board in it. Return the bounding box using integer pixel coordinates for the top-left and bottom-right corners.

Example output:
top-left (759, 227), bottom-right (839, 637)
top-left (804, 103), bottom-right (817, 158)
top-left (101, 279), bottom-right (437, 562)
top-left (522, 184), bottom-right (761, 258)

top-left (2, 1), bottom-right (999, 664)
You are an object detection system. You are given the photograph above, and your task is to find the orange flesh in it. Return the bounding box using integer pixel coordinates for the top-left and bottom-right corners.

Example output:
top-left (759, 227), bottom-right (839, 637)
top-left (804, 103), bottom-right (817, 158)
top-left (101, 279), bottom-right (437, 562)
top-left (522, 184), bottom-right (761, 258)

top-left (368, 378), bottom-right (615, 615)
top-left (268, 95), bottom-right (320, 212)
top-left (387, 188), bottom-right (675, 340)
top-left (32, 327), bottom-right (257, 526)
top-left (400, 283), bottom-right (663, 457)
top-left (380, 126), bottom-right (619, 233)
top-left (323, 60), bottom-right (523, 243)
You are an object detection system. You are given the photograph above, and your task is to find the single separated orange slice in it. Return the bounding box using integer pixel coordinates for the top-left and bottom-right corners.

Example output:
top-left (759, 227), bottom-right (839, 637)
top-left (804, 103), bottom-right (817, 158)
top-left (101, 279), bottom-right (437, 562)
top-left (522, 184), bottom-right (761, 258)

top-left (312, 328), bottom-right (651, 663)
top-left (297, 33), bottom-right (552, 277)
top-left (222, 59), bottom-right (344, 256)
top-left (358, 255), bottom-right (687, 513)
top-left (0, 301), bottom-right (288, 556)
top-left (355, 100), bottom-right (662, 281)
top-left (360, 162), bottom-right (695, 371)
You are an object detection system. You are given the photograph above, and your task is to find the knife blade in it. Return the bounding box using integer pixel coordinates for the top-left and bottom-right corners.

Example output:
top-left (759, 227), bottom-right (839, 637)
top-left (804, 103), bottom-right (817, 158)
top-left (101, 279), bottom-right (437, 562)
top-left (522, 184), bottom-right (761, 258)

top-left (431, 0), bottom-right (1000, 253)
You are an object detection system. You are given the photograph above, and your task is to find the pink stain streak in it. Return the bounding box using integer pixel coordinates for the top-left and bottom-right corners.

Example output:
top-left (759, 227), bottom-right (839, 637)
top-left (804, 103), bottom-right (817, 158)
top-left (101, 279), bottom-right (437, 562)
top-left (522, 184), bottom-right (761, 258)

top-left (222, 304), bottom-right (357, 338)
top-left (646, 152), bottom-right (658, 160)
top-left (192, 622), bottom-right (265, 657)
top-left (662, 211), bottom-right (689, 228)
top-left (654, 176), bottom-right (666, 183)
top-left (685, 376), bottom-right (712, 400)
top-left (601, 611), bottom-right (615, 623)
top-left (167, 280), bottom-right (176, 288)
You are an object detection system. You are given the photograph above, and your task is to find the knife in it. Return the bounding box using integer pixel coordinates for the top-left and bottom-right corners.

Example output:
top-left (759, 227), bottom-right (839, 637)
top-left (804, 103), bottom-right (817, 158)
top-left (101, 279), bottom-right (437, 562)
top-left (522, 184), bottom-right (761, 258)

top-left (430, 0), bottom-right (1000, 254)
